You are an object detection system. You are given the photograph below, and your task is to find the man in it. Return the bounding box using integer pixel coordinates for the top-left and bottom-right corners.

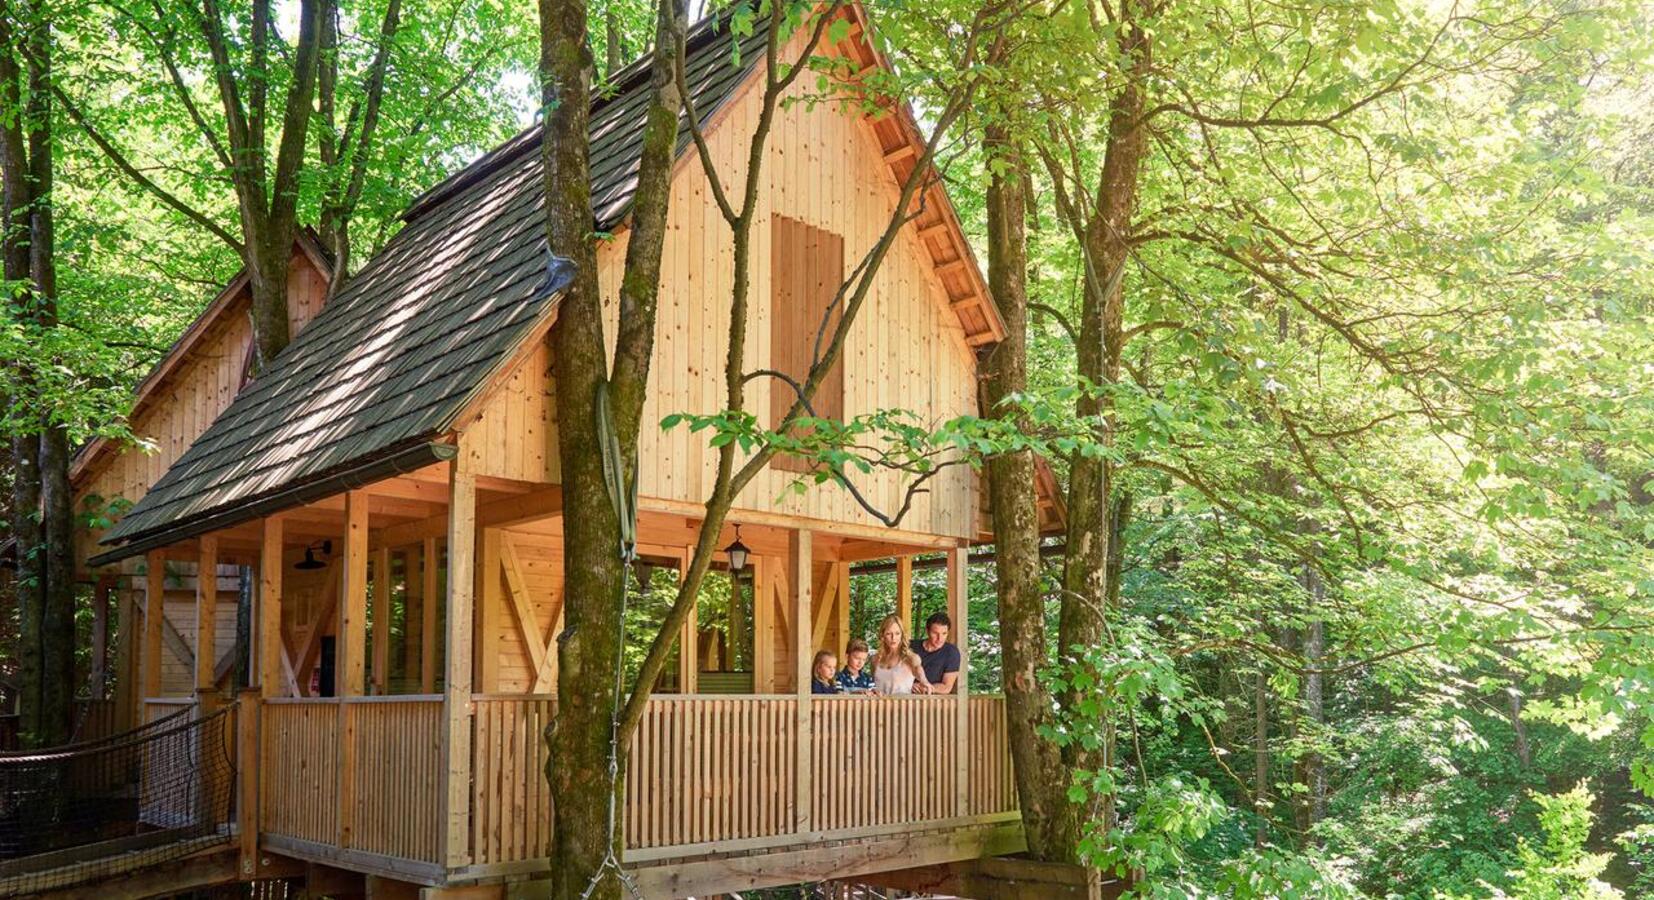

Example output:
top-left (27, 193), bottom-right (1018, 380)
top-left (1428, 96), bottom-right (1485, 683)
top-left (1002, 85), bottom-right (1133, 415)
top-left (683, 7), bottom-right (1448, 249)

top-left (910, 612), bottom-right (961, 694)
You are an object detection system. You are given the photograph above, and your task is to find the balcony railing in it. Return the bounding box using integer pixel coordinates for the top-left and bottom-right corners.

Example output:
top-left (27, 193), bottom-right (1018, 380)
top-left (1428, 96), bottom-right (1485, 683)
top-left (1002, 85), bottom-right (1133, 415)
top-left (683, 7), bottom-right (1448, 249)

top-left (244, 691), bottom-right (1016, 875)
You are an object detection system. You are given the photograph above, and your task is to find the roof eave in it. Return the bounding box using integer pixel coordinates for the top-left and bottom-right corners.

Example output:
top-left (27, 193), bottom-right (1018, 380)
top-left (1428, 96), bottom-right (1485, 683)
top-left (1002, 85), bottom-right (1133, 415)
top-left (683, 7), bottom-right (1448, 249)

top-left (87, 440), bottom-right (458, 567)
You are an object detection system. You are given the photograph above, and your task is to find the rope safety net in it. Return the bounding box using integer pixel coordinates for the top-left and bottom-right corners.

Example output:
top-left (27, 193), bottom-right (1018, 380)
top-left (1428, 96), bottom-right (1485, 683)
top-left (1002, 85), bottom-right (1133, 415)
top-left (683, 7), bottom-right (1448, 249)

top-left (0, 703), bottom-right (236, 896)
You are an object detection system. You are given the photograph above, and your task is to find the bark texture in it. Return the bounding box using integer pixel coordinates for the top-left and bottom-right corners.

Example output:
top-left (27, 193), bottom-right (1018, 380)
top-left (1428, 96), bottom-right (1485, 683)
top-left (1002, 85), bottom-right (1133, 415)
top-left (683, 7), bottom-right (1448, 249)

top-left (538, 1), bottom-right (684, 896)
top-left (982, 122), bottom-right (1080, 862)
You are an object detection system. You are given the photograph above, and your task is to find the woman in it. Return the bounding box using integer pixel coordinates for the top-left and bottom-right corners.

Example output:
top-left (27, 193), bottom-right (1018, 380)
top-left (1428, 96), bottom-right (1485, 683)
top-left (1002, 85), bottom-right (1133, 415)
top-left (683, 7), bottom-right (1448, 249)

top-left (872, 614), bottom-right (930, 695)
top-left (836, 638), bottom-right (875, 693)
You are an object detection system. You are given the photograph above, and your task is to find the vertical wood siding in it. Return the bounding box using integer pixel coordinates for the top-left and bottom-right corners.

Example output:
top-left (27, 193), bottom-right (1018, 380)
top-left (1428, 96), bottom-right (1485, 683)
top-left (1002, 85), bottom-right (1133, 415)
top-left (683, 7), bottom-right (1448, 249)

top-left (469, 695), bottom-right (556, 864)
top-left (467, 32), bottom-right (978, 540)
top-left (261, 700), bottom-right (340, 844)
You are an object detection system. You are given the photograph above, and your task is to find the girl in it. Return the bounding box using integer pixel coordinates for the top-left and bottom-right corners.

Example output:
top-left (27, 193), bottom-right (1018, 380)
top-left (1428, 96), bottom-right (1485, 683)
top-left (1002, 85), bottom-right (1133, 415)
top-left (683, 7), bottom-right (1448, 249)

top-left (872, 614), bottom-right (930, 695)
top-left (811, 650), bottom-right (840, 694)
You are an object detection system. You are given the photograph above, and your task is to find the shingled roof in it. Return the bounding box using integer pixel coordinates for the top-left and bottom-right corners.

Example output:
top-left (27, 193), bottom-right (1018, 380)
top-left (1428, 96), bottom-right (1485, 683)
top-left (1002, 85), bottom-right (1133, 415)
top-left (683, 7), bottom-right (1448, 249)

top-left (93, 16), bottom-right (771, 563)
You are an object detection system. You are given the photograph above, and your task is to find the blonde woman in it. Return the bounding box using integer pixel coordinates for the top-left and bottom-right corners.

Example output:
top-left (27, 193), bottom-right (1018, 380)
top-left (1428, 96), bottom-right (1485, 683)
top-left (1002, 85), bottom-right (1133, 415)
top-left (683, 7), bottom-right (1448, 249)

top-left (872, 614), bottom-right (931, 695)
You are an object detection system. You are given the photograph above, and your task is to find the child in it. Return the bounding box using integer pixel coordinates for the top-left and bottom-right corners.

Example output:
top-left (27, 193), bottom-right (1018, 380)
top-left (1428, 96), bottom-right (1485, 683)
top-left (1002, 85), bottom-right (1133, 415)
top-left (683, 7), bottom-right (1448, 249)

top-left (811, 650), bottom-right (840, 694)
top-left (835, 638), bottom-right (875, 693)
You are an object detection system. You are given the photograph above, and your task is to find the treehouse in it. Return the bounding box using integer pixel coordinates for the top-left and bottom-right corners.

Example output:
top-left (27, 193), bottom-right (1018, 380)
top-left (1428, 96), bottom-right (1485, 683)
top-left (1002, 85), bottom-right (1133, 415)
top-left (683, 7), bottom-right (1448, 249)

top-left (45, 6), bottom-right (1080, 899)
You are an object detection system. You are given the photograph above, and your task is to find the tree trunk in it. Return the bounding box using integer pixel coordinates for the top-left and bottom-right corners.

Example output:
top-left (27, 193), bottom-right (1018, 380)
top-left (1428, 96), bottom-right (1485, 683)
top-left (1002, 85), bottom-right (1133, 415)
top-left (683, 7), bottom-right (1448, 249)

top-left (1, 5), bottom-right (72, 747)
top-left (983, 122), bottom-right (1081, 862)
top-left (1054, 3), bottom-right (1152, 831)
top-left (538, 1), bottom-right (615, 892)
top-left (1253, 666), bottom-right (1269, 847)
top-left (540, 0), bottom-right (684, 895)
top-left (1295, 568), bottom-right (1327, 842)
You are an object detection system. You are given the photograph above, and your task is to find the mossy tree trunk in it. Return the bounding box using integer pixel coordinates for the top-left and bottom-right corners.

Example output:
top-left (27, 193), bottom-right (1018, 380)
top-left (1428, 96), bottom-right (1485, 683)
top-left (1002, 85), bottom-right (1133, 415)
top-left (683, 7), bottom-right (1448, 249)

top-left (537, 1), bottom-right (684, 897)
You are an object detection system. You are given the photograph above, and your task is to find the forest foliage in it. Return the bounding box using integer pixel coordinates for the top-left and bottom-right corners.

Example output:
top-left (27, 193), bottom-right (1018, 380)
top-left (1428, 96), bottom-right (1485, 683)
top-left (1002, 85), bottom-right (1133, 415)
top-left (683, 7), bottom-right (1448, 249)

top-left (2, 0), bottom-right (1654, 895)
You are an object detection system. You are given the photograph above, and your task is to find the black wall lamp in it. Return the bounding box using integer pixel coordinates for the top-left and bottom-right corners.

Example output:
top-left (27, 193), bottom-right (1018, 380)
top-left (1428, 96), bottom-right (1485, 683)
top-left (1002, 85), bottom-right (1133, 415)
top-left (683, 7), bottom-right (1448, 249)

top-left (294, 539), bottom-right (332, 571)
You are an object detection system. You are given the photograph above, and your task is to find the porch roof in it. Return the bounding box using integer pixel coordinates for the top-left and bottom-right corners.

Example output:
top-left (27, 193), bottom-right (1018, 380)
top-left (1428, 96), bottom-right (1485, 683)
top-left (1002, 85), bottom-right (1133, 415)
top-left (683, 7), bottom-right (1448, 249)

top-left (93, 15), bottom-right (770, 563)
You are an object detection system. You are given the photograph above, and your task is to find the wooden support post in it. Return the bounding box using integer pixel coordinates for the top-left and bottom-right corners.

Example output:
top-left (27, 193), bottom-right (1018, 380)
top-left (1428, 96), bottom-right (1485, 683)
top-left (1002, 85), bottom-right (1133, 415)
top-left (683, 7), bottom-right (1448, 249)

top-left (142, 552), bottom-right (165, 702)
top-left (341, 491), bottom-right (369, 697)
top-left (372, 546), bottom-right (391, 694)
top-left (421, 537), bottom-right (438, 693)
top-left (834, 563), bottom-right (850, 657)
top-left (236, 688), bottom-right (260, 878)
top-left (752, 557), bottom-right (773, 692)
top-left (947, 546), bottom-right (969, 816)
top-left (196, 535), bottom-right (220, 701)
top-left (896, 555), bottom-right (914, 634)
top-left (113, 587), bottom-right (137, 731)
top-left (259, 518), bottom-right (284, 698)
top-left (676, 552), bottom-right (697, 694)
top-left (91, 576), bottom-right (112, 700)
top-left (441, 456), bottom-right (477, 867)
top-left (339, 491), bottom-right (368, 848)
top-left (791, 529), bottom-right (813, 834)
top-left (402, 549), bottom-right (420, 685)
top-left (475, 528), bottom-right (501, 693)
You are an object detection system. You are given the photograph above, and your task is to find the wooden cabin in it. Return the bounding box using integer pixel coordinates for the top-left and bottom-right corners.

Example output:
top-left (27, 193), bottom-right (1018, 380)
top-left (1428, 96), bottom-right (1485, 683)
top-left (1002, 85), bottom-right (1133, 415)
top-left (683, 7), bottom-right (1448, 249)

top-left (68, 7), bottom-right (1065, 899)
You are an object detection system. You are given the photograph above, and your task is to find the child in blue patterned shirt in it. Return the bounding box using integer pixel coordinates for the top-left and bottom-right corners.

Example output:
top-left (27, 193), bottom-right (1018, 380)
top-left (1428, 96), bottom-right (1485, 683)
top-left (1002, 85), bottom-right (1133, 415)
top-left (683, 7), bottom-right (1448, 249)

top-left (835, 638), bottom-right (875, 693)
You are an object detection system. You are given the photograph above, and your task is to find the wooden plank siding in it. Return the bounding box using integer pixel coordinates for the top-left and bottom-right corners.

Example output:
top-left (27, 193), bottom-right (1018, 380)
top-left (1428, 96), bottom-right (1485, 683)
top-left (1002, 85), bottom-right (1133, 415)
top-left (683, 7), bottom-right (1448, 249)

top-left (464, 24), bottom-right (980, 541)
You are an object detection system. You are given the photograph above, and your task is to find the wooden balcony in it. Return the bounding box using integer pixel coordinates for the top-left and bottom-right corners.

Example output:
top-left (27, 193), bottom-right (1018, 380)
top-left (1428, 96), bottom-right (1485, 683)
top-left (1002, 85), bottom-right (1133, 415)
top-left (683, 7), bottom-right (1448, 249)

top-left (233, 692), bottom-right (1018, 893)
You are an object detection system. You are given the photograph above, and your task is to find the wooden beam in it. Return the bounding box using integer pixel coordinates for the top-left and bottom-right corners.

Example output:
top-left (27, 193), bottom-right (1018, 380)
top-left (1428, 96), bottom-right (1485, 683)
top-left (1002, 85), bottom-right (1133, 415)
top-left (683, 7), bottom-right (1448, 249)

top-left (196, 536), bottom-right (219, 696)
top-left (498, 534), bottom-right (545, 686)
top-left (402, 548), bottom-right (420, 684)
top-left (340, 491), bottom-right (369, 697)
top-left (676, 551), bottom-right (696, 694)
top-left (421, 537), bottom-right (438, 694)
top-left (896, 556), bottom-right (913, 634)
top-left (476, 528), bottom-right (502, 693)
top-left (259, 518), bottom-right (284, 698)
top-left (948, 547), bottom-right (969, 816)
top-left (295, 574), bottom-right (339, 694)
top-left (372, 545), bottom-right (391, 694)
top-left (372, 485), bottom-right (563, 550)
top-left (630, 820), bottom-right (1025, 898)
top-left (865, 856), bottom-right (1124, 900)
top-left (752, 557), bottom-right (773, 692)
top-left (791, 530), bottom-right (813, 834)
top-left (883, 142), bottom-right (916, 163)
top-left (441, 454), bottom-right (477, 867)
top-left (141, 552), bottom-right (164, 700)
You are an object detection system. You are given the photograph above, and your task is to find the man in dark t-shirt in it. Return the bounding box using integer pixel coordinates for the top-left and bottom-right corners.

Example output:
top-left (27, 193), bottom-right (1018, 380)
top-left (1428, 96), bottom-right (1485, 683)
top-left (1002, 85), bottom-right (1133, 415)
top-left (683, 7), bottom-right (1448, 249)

top-left (911, 612), bottom-right (962, 693)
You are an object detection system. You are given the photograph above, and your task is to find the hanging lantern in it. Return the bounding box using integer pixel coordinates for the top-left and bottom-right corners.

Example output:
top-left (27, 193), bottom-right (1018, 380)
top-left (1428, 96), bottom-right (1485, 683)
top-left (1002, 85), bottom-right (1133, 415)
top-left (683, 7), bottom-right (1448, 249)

top-left (724, 525), bottom-right (750, 573)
